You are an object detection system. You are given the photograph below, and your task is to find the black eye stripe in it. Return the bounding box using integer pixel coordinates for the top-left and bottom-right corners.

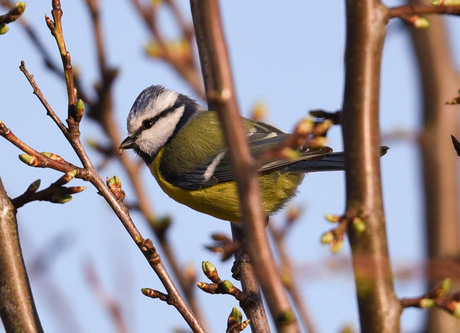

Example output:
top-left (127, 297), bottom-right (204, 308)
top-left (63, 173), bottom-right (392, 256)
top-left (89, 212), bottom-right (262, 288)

top-left (139, 102), bottom-right (182, 132)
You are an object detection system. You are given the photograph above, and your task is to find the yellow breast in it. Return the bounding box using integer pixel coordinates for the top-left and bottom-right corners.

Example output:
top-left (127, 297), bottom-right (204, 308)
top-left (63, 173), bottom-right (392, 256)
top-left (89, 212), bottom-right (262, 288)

top-left (151, 148), bottom-right (304, 222)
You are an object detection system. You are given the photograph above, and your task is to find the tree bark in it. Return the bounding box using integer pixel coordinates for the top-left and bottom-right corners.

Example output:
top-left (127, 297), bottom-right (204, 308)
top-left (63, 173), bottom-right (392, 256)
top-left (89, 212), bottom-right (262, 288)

top-left (342, 1), bottom-right (401, 332)
top-left (0, 178), bottom-right (44, 333)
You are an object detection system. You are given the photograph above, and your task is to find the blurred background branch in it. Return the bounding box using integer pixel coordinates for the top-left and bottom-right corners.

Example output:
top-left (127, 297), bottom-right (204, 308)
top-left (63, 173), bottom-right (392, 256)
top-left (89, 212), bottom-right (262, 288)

top-left (407, 0), bottom-right (460, 331)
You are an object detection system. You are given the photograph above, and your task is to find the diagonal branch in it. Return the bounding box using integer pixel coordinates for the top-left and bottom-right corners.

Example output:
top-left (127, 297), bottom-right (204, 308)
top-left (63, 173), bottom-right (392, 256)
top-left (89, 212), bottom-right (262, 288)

top-left (0, 1), bottom-right (205, 331)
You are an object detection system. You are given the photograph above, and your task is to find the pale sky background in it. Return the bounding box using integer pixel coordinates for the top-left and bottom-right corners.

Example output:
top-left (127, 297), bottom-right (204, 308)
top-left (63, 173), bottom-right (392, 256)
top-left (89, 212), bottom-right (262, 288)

top-left (1, 1), bottom-right (459, 332)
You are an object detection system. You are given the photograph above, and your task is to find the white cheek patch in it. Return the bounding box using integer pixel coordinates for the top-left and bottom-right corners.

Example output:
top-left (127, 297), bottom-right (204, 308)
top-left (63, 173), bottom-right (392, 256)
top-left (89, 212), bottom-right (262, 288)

top-left (137, 106), bottom-right (185, 155)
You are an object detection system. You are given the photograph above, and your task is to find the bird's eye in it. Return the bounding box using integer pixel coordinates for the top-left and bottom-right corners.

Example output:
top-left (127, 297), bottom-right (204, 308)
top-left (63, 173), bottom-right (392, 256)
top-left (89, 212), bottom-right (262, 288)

top-left (142, 119), bottom-right (153, 129)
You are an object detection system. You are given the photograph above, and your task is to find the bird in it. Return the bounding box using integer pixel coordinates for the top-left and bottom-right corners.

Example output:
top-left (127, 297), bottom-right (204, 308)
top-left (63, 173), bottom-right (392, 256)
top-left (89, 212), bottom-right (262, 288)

top-left (119, 85), bottom-right (347, 222)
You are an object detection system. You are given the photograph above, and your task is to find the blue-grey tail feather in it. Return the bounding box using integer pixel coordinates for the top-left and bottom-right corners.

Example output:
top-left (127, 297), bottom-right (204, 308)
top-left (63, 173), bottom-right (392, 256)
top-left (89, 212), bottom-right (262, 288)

top-left (289, 152), bottom-right (345, 172)
top-left (287, 146), bottom-right (388, 173)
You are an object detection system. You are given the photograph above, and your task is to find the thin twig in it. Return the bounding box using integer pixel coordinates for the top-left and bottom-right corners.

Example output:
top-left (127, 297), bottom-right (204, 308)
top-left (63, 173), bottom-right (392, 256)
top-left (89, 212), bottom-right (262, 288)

top-left (0, 120), bottom-right (87, 177)
top-left (19, 61), bottom-right (68, 135)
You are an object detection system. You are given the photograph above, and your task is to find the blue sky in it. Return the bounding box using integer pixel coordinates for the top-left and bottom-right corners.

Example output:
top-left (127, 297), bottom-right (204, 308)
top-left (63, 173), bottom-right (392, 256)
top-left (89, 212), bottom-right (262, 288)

top-left (1, 1), bottom-right (459, 332)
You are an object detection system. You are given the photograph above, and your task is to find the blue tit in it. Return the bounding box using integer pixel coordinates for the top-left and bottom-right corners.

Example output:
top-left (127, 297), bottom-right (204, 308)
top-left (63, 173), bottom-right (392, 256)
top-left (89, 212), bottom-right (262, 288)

top-left (119, 85), bottom-right (346, 222)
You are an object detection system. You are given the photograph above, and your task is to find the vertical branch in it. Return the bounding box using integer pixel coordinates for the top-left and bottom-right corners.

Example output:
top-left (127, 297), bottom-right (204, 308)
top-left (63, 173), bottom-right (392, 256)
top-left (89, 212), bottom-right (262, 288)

top-left (0, 178), bottom-right (44, 333)
top-left (407, 1), bottom-right (460, 331)
top-left (189, 1), bottom-right (299, 331)
top-left (342, 1), bottom-right (401, 332)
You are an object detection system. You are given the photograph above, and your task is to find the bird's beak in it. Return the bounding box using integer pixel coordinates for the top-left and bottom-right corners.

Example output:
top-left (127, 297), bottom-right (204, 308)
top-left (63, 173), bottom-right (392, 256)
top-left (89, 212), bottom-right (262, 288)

top-left (118, 135), bottom-right (135, 155)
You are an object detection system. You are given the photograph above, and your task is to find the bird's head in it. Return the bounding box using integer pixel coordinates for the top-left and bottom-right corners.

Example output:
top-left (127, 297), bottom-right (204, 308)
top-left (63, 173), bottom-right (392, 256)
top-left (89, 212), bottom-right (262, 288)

top-left (119, 85), bottom-right (204, 164)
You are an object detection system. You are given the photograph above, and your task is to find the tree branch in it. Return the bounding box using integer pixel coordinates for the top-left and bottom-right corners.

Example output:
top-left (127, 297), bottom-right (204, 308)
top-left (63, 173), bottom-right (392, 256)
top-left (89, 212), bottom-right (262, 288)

top-left (0, 177), bottom-right (44, 332)
top-left (389, 3), bottom-right (460, 18)
top-left (407, 0), bottom-right (460, 330)
top-left (342, 1), bottom-right (401, 332)
top-left (0, 1), bottom-right (205, 331)
top-left (189, 1), bottom-right (298, 331)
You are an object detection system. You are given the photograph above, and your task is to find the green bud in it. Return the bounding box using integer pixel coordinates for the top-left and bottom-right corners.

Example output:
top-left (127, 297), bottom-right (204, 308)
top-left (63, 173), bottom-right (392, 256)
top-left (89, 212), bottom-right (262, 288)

top-left (14, 2), bottom-right (26, 12)
top-left (19, 153), bottom-right (37, 166)
top-left (438, 278), bottom-right (451, 296)
top-left (320, 231), bottom-right (334, 244)
top-left (229, 306), bottom-right (242, 323)
top-left (419, 298), bottom-right (434, 309)
top-left (196, 281), bottom-right (206, 290)
top-left (0, 24), bottom-right (9, 35)
top-left (352, 217), bottom-right (366, 233)
top-left (75, 99), bottom-right (85, 120)
top-left (141, 288), bottom-right (157, 298)
top-left (41, 152), bottom-right (64, 163)
top-left (414, 17), bottom-right (430, 29)
top-left (50, 194), bottom-right (72, 204)
top-left (221, 280), bottom-right (234, 292)
top-left (325, 214), bottom-right (340, 223)
top-left (202, 261), bottom-right (216, 275)
top-left (106, 175), bottom-right (121, 187)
